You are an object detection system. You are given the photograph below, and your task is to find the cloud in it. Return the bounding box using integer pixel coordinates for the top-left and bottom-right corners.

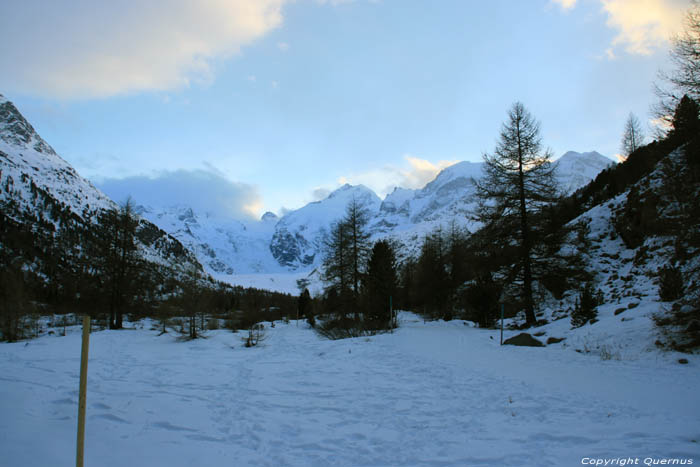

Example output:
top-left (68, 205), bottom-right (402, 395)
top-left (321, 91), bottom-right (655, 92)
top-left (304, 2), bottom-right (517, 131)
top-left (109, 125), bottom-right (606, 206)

top-left (277, 41), bottom-right (290, 51)
top-left (333, 155), bottom-right (459, 198)
top-left (601, 0), bottom-right (688, 55)
top-left (551, 0), bottom-right (578, 11)
top-left (0, 0), bottom-right (289, 98)
top-left (95, 169), bottom-right (263, 219)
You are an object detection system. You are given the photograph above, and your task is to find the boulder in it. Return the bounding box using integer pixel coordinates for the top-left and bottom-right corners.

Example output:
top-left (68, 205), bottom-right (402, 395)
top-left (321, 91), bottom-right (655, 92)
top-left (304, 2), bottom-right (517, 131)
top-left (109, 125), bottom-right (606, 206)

top-left (546, 337), bottom-right (566, 345)
top-left (503, 333), bottom-right (545, 347)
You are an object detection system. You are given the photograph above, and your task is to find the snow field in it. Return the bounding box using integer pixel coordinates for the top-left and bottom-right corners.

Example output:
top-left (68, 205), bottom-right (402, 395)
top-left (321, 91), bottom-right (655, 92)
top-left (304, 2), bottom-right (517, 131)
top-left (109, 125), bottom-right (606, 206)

top-left (1, 314), bottom-right (698, 467)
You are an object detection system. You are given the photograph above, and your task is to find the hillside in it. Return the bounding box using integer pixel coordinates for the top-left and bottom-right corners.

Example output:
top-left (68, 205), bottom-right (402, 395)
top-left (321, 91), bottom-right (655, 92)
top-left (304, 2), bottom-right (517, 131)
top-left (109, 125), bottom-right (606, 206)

top-left (0, 95), bottom-right (198, 269)
top-left (0, 95), bottom-right (202, 326)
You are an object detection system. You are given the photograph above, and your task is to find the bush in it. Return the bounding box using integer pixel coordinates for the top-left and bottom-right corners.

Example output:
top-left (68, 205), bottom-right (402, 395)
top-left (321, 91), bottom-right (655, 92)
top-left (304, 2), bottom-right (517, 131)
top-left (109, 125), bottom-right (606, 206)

top-left (243, 324), bottom-right (265, 347)
top-left (571, 282), bottom-right (599, 328)
top-left (463, 274), bottom-right (500, 328)
top-left (658, 265), bottom-right (684, 301)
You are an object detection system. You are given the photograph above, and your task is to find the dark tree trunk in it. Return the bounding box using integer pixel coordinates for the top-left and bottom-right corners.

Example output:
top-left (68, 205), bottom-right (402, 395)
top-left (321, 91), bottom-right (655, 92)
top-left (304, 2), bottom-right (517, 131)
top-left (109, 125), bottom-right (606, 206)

top-left (517, 133), bottom-right (537, 326)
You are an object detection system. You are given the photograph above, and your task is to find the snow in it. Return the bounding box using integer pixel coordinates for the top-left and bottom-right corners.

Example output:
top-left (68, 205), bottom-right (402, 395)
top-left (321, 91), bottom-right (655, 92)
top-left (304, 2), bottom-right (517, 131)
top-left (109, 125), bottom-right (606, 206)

top-left (2, 314), bottom-right (698, 467)
top-left (213, 271), bottom-right (322, 296)
top-left (553, 151), bottom-right (616, 195)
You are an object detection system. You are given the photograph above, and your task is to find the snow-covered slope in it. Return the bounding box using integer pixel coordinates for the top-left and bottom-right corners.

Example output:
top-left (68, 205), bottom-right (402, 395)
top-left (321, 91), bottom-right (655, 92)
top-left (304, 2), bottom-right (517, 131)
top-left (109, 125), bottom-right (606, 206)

top-left (0, 94), bottom-right (113, 219)
top-left (270, 184), bottom-right (382, 269)
top-left (136, 204), bottom-right (283, 275)
top-left (0, 94), bottom-right (199, 270)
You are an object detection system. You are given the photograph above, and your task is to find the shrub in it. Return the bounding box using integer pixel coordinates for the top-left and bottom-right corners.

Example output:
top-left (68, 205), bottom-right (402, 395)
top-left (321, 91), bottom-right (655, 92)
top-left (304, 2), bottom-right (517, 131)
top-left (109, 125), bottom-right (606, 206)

top-left (658, 265), bottom-right (684, 301)
top-left (463, 274), bottom-right (500, 328)
top-left (571, 282), bottom-right (599, 328)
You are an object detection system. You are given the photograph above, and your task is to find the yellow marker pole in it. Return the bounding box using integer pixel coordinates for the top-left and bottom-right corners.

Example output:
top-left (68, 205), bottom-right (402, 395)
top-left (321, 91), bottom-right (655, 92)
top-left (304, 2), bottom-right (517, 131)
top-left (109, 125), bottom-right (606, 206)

top-left (76, 315), bottom-right (90, 467)
top-left (500, 303), bottom-right (504, 345)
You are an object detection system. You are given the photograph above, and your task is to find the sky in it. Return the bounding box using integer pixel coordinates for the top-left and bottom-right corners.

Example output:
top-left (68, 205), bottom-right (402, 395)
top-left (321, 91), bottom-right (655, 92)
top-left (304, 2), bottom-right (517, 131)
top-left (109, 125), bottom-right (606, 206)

top-left (0, 0), bottom-right (691, 219)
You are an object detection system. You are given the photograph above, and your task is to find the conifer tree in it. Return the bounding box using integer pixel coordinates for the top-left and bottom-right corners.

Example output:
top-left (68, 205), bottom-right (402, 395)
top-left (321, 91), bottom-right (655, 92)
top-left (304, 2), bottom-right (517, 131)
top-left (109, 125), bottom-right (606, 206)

top-left (621, 113), bottom-right (644, 157)
top-left (571, 282), bottom-right (598, 328)
top-left (474, 102), bottom-right (559, 325)
top-left (322, 198), bottom-right (371, 320)
top-left (670, 95), bottom-right (700, 142)
top-left (96, 198), bottom-right (139, 329)
top-left (365, 240), bottom-right (397, 329)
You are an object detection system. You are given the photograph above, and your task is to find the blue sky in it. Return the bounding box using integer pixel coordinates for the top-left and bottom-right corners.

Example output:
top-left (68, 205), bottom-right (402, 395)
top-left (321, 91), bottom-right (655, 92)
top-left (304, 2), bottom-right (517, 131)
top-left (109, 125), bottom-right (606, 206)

top-left (0, 0), bottom-right (690, 218)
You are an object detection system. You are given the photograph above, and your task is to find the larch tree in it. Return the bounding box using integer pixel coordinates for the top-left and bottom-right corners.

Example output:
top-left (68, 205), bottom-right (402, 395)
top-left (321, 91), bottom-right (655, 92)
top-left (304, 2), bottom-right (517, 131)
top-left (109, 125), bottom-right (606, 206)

top-left (322, 198), bottom-right (371, 320)
top-left (322, 218), bottom-right (352, 319)
top-left (474, 102), bottom-right (559, 326)
top-left (621, 113), bottom-right (645, 157)
top-left (96, 197), bottom-right (139, 329)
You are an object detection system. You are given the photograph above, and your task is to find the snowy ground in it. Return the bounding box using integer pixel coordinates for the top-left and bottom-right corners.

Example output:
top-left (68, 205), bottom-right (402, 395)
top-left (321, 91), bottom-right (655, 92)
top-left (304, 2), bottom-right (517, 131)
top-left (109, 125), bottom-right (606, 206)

top-left (1, 314), bottom-right (698, 467)
top-left (214, 270), bottom-right (323, 296)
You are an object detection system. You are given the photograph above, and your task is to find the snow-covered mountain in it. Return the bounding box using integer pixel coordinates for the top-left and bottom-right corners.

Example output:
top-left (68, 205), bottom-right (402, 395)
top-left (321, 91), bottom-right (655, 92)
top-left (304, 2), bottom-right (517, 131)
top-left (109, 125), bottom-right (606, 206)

top-left (135, 204), bottom-right (283, 275)
top-left (135, 151), bottom-right (615, 281)
top-left (270, 184), bottom-right (382, 268)
top-left (269, 152), bottom-right (615, 270)
top-left (553, 150), bottom-right (615, 194)
top-left (0, 94), bottom-right (200, 271)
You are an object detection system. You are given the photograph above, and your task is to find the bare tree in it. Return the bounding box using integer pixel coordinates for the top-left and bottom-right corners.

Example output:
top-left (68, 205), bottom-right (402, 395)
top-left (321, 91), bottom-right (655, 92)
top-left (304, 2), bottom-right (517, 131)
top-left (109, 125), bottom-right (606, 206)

top-left (653, 1), bottom-right (700, 128)
top-left (621, 113), bottom-right (645, 156)
top-left (474, 102), bottom-right (559, 326)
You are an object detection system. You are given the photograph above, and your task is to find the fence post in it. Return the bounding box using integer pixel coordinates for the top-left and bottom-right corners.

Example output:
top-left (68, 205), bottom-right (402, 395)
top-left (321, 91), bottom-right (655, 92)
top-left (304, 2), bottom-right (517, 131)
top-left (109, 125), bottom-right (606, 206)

top-left (389, 296), bottom-right (393, 333)
top-left (76, 315), bottom-right (90, 467)
top-left (500, 303), bottom-right (504, 346)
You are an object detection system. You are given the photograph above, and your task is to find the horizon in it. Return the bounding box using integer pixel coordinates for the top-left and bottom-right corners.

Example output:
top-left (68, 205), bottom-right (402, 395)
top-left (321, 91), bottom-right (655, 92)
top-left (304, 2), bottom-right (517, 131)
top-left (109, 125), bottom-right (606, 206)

top-left (0, 0), bottom-right (689, 218)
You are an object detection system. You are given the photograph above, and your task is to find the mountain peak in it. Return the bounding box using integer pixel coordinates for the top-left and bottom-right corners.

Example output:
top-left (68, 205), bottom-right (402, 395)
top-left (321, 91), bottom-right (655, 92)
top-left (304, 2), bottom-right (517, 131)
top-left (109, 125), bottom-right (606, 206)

top-left (327, 183), bottom-right (381, 203)
top-left (554, 150), bottom-right (616, 193)
top-left (261, 211), bottom-right (279, 223)
top-left (0, 95), bottom-right (56, 155)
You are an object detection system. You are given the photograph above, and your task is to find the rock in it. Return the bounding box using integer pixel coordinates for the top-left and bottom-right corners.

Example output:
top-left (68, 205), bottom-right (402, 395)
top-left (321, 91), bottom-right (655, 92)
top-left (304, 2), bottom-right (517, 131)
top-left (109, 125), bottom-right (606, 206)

top-left (503, 333), bottom-right (545, 347)
top-left (679, 358), bottom-right (689, 364)
top-left (687, 320), bottom-right (700, 333)
top-left (614, 307), bottom-right (626, 316)
top-left (546, 337), bottom-right (566, 345)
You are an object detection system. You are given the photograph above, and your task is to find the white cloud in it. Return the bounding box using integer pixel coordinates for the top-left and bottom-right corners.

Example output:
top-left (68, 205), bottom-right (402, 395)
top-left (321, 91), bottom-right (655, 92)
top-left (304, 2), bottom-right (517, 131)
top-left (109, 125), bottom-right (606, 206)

top-left (600, 0), bottom-right (688, 55)
top-left (551, 0), bottom-right (578, 11)
top-left (0, 0), bottom-right (289, 98)
top-left (95, 169), bottom-right (263, 220)
top-left (334, 155), bottom-right (459, 198)
top-left (277, 41), bottom-right (290, 51)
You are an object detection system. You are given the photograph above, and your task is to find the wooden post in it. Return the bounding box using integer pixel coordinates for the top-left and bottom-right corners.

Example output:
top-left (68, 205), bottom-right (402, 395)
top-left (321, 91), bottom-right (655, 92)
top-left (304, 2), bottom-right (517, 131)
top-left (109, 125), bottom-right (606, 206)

top-left (76, 315), bottom-right (90, 467)
top-left (500, 303), bottom-right (504, 346)
top-left (389, 296), bottom-right (393, 333)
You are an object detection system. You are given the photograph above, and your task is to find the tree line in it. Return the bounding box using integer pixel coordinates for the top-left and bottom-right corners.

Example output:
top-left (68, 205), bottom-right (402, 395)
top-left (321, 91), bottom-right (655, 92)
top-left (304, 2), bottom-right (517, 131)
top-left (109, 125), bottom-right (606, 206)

top-left (0, 196), bottom-right (298, 341)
